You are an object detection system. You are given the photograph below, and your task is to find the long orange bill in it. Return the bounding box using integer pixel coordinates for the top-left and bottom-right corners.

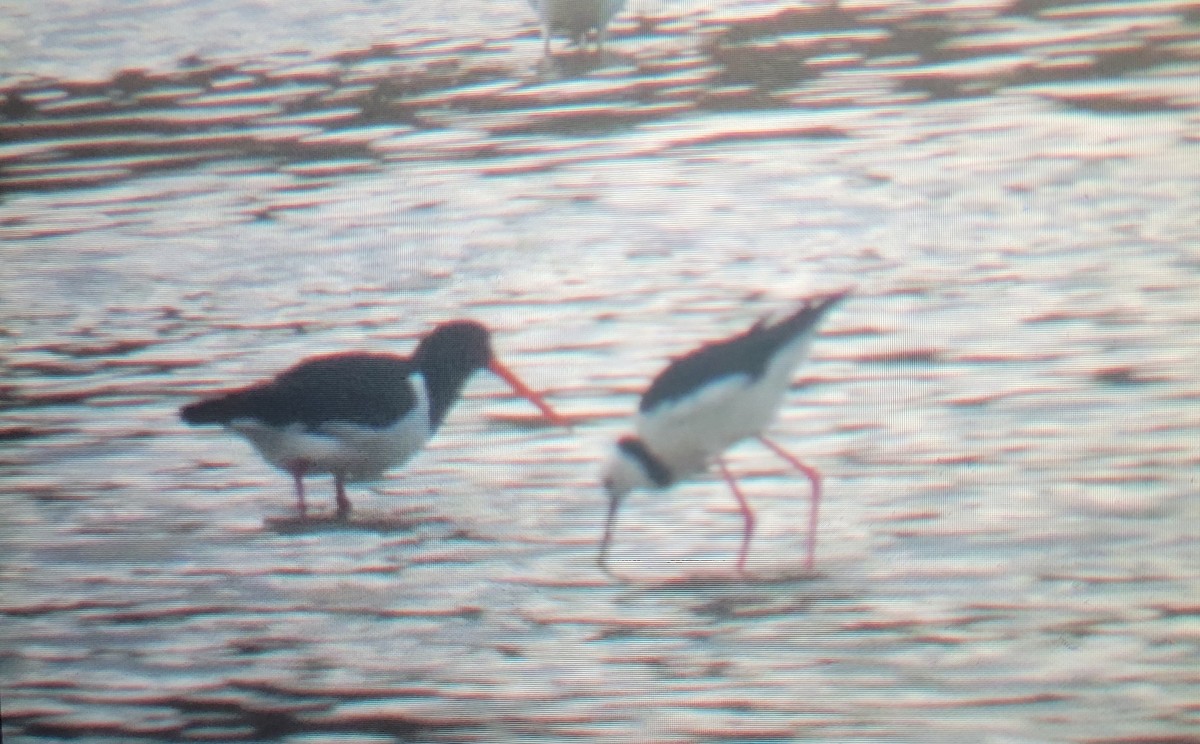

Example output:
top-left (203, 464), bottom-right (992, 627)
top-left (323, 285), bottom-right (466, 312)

top-left (488, 359), bottom-right (570, 427)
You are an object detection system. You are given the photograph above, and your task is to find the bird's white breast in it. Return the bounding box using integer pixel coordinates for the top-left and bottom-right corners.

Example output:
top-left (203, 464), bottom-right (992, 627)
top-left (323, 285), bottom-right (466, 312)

top-left (230, 373), bottom-right (433, 481)
top-left (637, 330), bottom-right (818, 478)
top-left (528, 0), bottom-right (625, 30)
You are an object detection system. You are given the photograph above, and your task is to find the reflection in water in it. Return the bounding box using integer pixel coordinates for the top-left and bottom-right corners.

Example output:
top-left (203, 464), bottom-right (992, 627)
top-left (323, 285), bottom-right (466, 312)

top-left (2, 1), bottom-right (1195, 191)
top-left (3, 0), bottom-right (1200, 742)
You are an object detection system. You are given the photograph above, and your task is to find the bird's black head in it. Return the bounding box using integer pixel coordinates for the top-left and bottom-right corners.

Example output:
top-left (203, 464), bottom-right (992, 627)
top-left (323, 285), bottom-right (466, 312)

top-left (411, 320), bottom-right (495, 428)
top-left (415, 319), bottom-right (566, 430)
top-left (413, 320), bottom-right (494, 374)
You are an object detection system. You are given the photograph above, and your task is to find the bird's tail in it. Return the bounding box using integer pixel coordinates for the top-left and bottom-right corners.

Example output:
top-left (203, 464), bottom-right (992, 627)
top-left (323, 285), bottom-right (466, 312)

top-left (180, 394), bottom-right (242, 425)
top-left (778, 288), bottom-right (852, 335)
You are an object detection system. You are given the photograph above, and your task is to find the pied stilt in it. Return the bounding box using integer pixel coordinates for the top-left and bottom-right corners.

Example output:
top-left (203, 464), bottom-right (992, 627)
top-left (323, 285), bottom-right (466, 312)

top-left (599, 291), bottom-right (850, 574)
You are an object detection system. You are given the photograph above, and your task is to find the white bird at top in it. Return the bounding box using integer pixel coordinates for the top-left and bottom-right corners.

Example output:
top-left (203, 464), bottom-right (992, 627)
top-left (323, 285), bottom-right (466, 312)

top-left (526, 0), bottom-right (628, 55)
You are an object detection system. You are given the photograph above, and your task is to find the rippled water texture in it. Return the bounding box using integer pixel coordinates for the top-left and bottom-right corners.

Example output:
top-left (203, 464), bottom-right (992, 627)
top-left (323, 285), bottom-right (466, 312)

top-left (3, 0), bottom-right (1200, 742)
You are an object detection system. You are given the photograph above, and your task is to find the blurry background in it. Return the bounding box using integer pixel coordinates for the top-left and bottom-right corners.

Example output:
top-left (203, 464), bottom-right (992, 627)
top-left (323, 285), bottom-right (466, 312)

top-left (3, 1), bottom-right (1199, 742)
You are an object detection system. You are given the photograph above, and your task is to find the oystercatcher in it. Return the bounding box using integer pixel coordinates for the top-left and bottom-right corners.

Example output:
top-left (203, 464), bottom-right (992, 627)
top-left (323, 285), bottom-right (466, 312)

top-left (180, 320), bottom-right (567, 519)
top-left (599, 291), bottom-right (850, 574)
top-left (527, 0), bottom-right (627, 55)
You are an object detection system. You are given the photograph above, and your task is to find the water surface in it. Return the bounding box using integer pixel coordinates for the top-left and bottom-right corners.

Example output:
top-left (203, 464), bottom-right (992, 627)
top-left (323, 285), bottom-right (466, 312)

top-left (3, 1), bottom-right (1200, 742)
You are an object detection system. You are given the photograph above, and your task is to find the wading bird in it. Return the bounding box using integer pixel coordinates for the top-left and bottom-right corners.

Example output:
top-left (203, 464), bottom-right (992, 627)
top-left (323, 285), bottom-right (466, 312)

top-left (181, 320), bottom-right (567, 518)
top-left (528, 0), bottom-right (627, 55)
top-left (599, 292), bottom-right (849, 574)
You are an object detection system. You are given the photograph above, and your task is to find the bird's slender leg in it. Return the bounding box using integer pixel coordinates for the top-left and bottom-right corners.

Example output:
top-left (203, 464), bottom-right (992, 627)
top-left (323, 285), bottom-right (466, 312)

top-left (290, 465), bottom-right (308, 519)
top-left (757, 435), bottom-right (821, 571)
top-left (716, 457), bottom-right (755, 574)
top-left (334, 473), bottom-right (351, 519)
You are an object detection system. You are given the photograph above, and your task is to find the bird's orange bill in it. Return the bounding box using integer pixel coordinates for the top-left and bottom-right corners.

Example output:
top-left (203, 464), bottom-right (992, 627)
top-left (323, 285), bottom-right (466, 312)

top-left (489, 359), bottom-right (570, 428)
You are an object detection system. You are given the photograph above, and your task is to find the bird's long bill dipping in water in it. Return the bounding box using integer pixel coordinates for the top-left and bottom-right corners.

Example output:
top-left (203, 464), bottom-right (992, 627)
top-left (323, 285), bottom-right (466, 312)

top-left (180, 320), bottom-right (568, 519)
top-left (599, 291), bottom-right (850, 575)
top-left (527, 0), bottom-right (627, 55)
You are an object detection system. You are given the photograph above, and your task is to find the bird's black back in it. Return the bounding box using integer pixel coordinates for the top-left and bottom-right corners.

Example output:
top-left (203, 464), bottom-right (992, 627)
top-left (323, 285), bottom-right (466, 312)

top-left (639, 292), bottom-right (848, 414)
top-left (180, 353), bottom-right (418, 431)
top-left (180, 321), bottom-right (497, 433)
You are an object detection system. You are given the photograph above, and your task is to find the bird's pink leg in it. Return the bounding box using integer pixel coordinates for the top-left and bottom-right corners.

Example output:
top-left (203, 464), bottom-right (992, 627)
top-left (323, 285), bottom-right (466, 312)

top-left (290, 465), bottom-right (308, 519)
top-left (757, 435), bottom-right (821, 571)
top-left (334, 473), bottom-right (351, 519)
top-left (717, 457), bottom-right (755, 574)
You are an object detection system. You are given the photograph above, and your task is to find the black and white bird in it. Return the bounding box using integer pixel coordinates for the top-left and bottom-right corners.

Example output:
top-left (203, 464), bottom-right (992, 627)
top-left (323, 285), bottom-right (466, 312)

top-left (527, 0), bottom-right (627, 55)
top-left (180, 320), bottom-right (567, 519)
top-left (599, 291), bottom-right (850, 574)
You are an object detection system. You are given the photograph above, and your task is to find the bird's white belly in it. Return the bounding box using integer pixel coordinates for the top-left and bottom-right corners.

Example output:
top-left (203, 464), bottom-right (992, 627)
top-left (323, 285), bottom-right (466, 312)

top-left (529, 0), bottom-right (624, 31)
top-left (230, 391), bottom-right (432, 482)
top-left (638, 334), bottom-right (815, 478)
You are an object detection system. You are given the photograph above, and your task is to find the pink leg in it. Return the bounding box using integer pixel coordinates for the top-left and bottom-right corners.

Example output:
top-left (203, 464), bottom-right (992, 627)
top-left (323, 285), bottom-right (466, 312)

top-left (334, 473), bottom-right (351, 519)
top-left (291, 467), bottom-right (308, 519)
top-left (757, 435), bottom-right (821, 571)
top-left (717, 457), bottom-right (755, 574)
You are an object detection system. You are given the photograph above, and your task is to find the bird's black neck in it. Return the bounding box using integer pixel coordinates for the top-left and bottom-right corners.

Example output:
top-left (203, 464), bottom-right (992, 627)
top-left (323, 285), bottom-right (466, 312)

top-left (422, 365), bottom-right (479, 430)
top-left (410, 321), bottom-right (493, 430)
top-left (617, 437), bottom-right (673, 488)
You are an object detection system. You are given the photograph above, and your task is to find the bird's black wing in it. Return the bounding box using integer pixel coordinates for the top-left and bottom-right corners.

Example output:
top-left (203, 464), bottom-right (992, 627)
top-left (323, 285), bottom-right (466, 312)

top-left (181, 353), bottom-right (418, 431)
top-left (639, 293), bottom-right (846, 413)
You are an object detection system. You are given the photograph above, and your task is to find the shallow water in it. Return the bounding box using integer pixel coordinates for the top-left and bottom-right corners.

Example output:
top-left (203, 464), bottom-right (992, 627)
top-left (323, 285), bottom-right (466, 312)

top-left (3, 0), bottom-right (1200, 742)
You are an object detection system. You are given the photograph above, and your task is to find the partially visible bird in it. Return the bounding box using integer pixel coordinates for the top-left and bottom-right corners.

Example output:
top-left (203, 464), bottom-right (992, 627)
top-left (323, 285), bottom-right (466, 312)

top-left (599, 291), bottom-right (850, 574)
top-left (527, 0), bottom-right (627, 55)
top-left (181, 320), bottom-right (568, 519)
